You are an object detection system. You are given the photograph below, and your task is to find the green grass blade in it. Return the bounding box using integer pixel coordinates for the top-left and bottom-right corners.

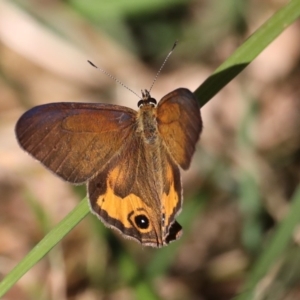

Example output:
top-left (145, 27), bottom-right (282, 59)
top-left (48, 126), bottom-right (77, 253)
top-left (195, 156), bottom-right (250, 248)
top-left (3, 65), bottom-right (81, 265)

top-left (0, 198), bottom-right (89, 298)
top-left (235, 186), bottom-right (300, 300)
top-left (195, 0), bottom-right (300, 107)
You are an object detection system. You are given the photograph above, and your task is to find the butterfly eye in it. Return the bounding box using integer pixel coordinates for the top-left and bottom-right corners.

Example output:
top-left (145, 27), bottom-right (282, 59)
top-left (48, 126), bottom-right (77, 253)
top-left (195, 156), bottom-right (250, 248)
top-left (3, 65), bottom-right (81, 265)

top-left (134, 214), bottom-right (149, 229)
top-left (149, 98), bottom-right (157, 106)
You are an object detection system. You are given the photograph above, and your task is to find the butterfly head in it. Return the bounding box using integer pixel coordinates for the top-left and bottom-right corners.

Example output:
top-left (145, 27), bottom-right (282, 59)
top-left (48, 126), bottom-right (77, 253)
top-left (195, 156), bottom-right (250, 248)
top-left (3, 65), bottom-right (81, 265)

top-left (137, 90), bottom-right (157, 108)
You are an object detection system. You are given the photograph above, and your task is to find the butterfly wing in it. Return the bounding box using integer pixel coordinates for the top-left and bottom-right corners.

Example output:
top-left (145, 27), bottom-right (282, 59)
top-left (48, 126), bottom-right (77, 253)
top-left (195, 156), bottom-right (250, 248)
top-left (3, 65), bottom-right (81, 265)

top-left (157, 88), bottom-right (202, 170)
top-left (88, 133), bottom-right (182, 247)
top-left (15, 103), bottom-right (137, 183)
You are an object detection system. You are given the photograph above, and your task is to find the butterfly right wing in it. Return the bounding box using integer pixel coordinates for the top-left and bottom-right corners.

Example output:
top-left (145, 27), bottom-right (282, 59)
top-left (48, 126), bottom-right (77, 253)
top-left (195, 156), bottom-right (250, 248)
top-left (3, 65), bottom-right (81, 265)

top-left (15, 102), bottom-right (137, 184)
top-left (157, 88), bottom-right (202, 170)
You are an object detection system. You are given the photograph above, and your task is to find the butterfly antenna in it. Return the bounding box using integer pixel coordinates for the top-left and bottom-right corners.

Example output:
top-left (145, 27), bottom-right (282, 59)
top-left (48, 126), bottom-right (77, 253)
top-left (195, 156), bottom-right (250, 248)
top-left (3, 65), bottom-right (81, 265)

top-left (148, 40), bottom-right (178, 93)
top-left (87, 60), bottom-right (141, 99)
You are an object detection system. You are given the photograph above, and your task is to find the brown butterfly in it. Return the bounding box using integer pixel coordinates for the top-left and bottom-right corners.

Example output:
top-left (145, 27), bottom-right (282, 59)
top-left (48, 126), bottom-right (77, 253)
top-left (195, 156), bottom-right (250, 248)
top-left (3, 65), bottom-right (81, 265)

top-left (15, 47), bottom-right (202, 247)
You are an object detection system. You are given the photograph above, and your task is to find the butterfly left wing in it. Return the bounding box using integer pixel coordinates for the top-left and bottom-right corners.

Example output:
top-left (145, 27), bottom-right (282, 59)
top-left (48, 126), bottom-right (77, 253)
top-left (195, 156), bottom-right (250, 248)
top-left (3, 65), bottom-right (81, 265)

top-left (157, 88), bottom-right (202, 170)
top-left (88, 133), bottom-right (182, 247)
top-left (15, 103), bottom-right (137, 183)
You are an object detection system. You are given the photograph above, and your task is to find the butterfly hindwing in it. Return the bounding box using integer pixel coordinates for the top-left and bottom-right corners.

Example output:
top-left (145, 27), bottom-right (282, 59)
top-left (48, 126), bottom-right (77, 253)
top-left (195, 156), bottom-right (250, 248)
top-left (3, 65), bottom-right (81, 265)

top-left (88, 132), bottom-right (182, 247)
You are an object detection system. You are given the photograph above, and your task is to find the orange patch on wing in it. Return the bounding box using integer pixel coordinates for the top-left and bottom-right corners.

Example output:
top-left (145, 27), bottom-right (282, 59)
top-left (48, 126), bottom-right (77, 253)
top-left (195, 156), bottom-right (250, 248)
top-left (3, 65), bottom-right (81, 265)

top-left (162, 163), bottom-right (180, 226)
top-left (108, 165), bottom-right (126, 185)
top-left (162, 183), bottom-right (179, 225)
top-left (96, 183), bottom-right (154, 234)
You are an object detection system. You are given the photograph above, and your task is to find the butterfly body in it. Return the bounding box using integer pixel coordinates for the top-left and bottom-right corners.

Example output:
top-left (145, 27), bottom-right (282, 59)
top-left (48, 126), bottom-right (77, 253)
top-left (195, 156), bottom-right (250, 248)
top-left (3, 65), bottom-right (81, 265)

top-left (16, 88), bottom-right (202, 247)
top-left (137, 107), bottom-right (158, 144)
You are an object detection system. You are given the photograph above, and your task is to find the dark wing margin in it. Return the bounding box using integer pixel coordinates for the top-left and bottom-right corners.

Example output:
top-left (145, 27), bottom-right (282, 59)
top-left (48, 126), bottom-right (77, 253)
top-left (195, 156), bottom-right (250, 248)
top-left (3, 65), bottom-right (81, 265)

top-left (15, 102), bottom-right (137, 183)
top-left (157, 88), bottom-right (202, 170)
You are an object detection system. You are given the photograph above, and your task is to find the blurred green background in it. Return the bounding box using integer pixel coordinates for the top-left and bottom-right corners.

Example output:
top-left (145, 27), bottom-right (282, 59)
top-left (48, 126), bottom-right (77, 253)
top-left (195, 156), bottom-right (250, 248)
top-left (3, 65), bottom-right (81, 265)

top-left (1, 0), bottom-right (300, 299)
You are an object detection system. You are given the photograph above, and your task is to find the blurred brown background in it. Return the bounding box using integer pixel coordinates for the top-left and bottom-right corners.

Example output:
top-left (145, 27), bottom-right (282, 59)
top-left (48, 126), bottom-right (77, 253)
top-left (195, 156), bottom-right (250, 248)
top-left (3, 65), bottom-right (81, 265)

top-left (1, 0), bottom-right (300, 299)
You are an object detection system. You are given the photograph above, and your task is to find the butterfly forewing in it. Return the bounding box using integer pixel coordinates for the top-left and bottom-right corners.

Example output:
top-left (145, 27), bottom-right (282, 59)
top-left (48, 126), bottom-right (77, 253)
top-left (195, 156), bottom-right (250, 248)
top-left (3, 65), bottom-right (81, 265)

top-left (157, 88), bottom-right (202, 169)
top-left (16, 103), bottom-right (137, 183)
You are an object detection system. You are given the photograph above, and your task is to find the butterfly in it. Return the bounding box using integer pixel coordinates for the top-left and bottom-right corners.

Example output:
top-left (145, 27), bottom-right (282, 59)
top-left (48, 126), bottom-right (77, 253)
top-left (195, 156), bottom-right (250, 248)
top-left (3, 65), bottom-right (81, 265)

top-left (15, 42), bottom-right (202, 247)
top-left (15, 88), bottom-right (202, 247)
